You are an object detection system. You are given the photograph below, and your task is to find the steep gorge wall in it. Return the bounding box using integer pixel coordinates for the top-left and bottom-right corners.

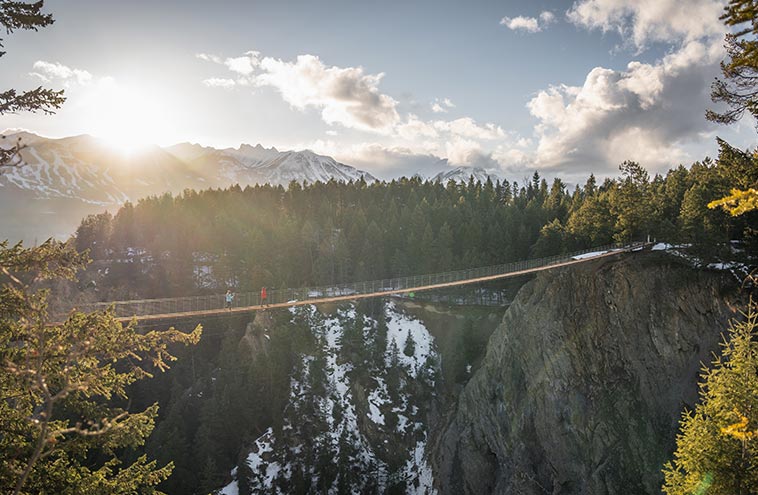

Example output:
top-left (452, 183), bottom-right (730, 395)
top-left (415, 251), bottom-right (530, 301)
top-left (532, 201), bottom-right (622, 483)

top-left (432, 252), bottom-right (740, 495)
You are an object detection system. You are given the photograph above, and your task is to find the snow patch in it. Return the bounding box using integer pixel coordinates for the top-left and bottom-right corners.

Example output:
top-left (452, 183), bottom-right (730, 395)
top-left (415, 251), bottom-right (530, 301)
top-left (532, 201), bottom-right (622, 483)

top-left (402, 439), bottom-right (438, 495)
top-left (571, 250), bottom-right (607, 260)
top-left (385, 301), bottom-right (434, 378)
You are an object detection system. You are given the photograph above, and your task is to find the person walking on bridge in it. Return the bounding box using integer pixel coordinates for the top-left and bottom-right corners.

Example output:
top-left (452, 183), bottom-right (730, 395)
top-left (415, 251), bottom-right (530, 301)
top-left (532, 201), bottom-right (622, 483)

top-left (225, 289), bottom-right (235, 310)
top-left (260, 286), bottom-right (267, 307)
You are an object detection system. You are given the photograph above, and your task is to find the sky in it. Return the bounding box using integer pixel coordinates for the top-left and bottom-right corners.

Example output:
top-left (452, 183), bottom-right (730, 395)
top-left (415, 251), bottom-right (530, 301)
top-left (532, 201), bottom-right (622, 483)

top-left (0, 0), bottom-right (756, 181)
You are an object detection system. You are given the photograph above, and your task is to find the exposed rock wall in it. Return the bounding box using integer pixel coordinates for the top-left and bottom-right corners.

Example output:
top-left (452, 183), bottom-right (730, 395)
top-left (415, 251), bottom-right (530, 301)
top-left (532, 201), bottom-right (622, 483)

top-left (432, 253), bottom-right (739, 495)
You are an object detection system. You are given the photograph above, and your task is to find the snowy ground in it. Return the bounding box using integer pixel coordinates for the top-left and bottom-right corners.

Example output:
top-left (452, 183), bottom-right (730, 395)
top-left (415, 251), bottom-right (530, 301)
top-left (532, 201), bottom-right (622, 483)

top-left (218, 301), bottom-right (439, 494)
top-left (571, 250), bottom-right (608, 260)
top-left (651, 242), bottom-right (750, 281)
top-left (385, 301), bottom-right (435, 379)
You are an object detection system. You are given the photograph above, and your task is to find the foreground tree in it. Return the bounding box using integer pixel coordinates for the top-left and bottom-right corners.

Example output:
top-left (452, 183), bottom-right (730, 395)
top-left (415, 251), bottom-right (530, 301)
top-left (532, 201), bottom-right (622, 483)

top-left (662, 303), bottom-right (758, 495)
top-left (0, 240), bottom-right (201, 494)
top-left (709, 188), bottom-right (758, 216)
top-left (0, 1), bottom-right (65, 166)
top-left (706, 1), bottom-right (758, 219)
top-left (707, 0), bottom-right (758, 126)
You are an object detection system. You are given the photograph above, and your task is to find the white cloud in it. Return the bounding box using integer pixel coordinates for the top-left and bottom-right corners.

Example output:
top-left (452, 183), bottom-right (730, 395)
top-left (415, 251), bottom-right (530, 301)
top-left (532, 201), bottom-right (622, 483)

top-left (196, 53), bottom-right (223, 64)
top-left (493, 146), bottom-right (531, 168)
top-left (539, 11), bottom-right (556, 24)
top-left (527, 39), bottom-right (724, 173)
top-left (433, 117), bottom-right (505, 140)
top-left (397, 114), bottom-right (439, 140)
top-left (224, 51), bottom-right (260, 75)
top-left (200, 50), bottom-right (516, 168)
top-left (30, 61), bottom-right (92, 85)
top-left (431, 97), bottom-right (456, 113)
top-left (202, 51), bottom-right (401, 133)
top-left (567, 0), bottom-right (724, 49)
top-left (300, 141), bottom-right (448, 179)
top-left (202, 77), bottom-right (236, 88)
top-left (255, 54), bottom-right (401, 133)
top-left (501, 16), bottom-right (540, 32)
top-left (446, 137), bottom-right (483, 165)
top-left (500, 11), bottom-right (556, 33)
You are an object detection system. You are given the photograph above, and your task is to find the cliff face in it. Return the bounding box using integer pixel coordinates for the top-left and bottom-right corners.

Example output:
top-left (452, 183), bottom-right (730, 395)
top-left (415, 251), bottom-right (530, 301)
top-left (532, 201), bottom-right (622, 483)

top-left (432, 253), bottom-right (739, 495)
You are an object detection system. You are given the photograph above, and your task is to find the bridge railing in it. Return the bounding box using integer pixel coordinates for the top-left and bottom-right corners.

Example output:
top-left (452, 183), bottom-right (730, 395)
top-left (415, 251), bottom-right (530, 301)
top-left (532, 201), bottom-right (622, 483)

top-left (65, 242), bottom-right (641, 320)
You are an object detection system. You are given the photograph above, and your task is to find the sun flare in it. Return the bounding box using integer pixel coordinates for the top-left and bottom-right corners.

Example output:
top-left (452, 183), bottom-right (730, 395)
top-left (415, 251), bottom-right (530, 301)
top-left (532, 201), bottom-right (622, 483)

top-left (85, 80), bottom-right (168, 154)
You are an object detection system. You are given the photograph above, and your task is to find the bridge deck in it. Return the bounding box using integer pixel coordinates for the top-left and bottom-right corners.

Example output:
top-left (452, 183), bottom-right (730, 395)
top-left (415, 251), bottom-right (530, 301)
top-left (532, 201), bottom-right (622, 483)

top-left (84, 245), bottom-right (642, 324)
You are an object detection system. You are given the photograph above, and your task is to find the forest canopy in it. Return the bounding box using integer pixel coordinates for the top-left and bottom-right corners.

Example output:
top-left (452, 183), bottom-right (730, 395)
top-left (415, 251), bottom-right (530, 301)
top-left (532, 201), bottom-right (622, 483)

top-left (74, 140), bottom-right (757, 301)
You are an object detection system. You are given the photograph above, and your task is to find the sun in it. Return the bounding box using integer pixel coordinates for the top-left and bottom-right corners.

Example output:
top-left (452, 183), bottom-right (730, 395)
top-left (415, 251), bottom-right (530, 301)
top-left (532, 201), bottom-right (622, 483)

top-left (85, 80), bottom-right (168, 154)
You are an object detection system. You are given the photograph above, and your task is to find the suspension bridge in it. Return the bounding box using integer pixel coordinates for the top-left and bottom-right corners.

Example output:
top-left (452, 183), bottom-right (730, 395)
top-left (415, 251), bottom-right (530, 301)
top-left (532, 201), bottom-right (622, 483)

top-left (65, 243), bottom-right (648, 323)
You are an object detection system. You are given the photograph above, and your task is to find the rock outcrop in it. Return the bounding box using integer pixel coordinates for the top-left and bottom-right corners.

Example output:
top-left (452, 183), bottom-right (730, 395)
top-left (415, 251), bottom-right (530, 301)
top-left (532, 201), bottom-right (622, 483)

top-left (432, 252), bottom-right (740, 494)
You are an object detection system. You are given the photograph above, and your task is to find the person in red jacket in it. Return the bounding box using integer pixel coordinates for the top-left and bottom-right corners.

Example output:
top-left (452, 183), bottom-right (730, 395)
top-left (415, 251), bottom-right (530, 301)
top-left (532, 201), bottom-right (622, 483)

top-left (260, 286), bottom-right (267, 307)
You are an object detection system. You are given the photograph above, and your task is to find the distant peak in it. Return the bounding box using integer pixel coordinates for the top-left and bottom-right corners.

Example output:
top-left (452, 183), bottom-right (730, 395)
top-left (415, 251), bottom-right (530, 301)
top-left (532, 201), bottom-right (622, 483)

top-left (1, 129), bottom-right (42, 140)
top-left (238, 143), bottom-right (277, 153)
top-left (1, 128), bottom-right (38, 137)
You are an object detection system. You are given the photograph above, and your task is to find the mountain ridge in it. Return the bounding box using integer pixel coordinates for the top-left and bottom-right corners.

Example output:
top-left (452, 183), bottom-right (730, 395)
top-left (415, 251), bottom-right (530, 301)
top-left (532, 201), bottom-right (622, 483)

top-left (0, 131), bottom-right (378, 242)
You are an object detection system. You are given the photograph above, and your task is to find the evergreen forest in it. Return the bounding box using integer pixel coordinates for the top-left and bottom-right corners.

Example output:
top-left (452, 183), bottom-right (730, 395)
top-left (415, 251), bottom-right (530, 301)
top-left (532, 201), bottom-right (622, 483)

top-left (74, 141), bottom-right (757, 301)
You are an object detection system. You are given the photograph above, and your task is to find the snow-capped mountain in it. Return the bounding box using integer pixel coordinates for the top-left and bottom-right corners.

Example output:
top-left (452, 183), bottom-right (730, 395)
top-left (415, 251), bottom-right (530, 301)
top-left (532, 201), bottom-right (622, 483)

top-left (432, 166), bottom-right (501, 184)
top-left (171, 143), bottom-right (376, 186)
top-left (0, 131), bottom-right (376, 242)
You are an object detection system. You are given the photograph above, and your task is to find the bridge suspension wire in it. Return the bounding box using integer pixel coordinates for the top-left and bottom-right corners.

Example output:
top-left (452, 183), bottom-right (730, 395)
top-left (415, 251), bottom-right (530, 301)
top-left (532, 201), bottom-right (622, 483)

top-left (61, 243), bottom-right (647, 323)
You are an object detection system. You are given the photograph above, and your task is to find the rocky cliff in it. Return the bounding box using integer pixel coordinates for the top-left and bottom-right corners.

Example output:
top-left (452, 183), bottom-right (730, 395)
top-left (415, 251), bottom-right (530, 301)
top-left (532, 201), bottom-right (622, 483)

top-left (432, 252), bottom-right (740, 495)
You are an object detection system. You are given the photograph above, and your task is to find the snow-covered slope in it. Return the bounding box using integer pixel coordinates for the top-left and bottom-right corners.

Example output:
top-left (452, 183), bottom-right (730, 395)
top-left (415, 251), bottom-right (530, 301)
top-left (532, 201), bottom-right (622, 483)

top-left (172, 143), bottom-right (377, 186)
top-left (0, 131), bottom-right (376, 242)
top-left (432, 166), bottom-right (501, 184)
top-left (218, 302), bottom-right (438, 494)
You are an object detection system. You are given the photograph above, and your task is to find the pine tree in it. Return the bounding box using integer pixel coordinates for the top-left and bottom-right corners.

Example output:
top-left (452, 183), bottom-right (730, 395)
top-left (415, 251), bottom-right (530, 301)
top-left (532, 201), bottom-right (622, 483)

top-left (198, 456), bottom-right (221, 494)
top-left (662, 303), bottom-right (758, 494)
top-left (386, 340), bottom-right (402, 404)
top-left (612, 161), bottom-right (652, 243)
top-left (532, 219), bottom-right (566, 257)
top-left (371, 311), bottom-right (389, 369)
top-left (707, 0), bottom-right (758, 126)
top-left (0, 240), bottom-right (201, 494)
top-left (403, 328), bottom-right (416, 358)
top-left (1, 1), bottom-right (66, 167)
top-left (705, 2), bottom-right (758, 219)
top-left (435, 222), bottom-right (454, 271)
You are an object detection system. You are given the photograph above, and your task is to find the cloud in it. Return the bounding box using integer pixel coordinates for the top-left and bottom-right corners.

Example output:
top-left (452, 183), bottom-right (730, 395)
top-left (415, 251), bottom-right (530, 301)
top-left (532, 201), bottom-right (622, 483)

top-left (200, 50), bottom-right (518, 168)
top-left (255, 54), bottom-right (400, 132)
top-left (202, 77), bottom-right (236, 88)
top-left (431, 102), bottom-right (446, 113)
top-left (224, 51), bottom-right (260, 75)
top-left (196, 53), bottom-right (223, 64)
top-left (201, 50), bottom-right (400, 133)
top-left (397, 114), bottom-right (439, 140)
top-left (301, 140), bottom-right (448, 179)
top-left (30, 61), bottom-right (92, 85)
top-left (433, 117), bottom-right (505, 140)
top-left (500, 11), bottom-right (556, 33)
top-left (567, 0), bottom-right (724, 49)
top-left (197, 51), bottom-right (260, 75)
top-left (431, 97), bottom-right (456, 113)
top-left (527, 39), bottom-right (724, 174)
top-left (446, 137), bottom-right (484, 165)
top-left (539, 11), bottom-right (556, 24)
